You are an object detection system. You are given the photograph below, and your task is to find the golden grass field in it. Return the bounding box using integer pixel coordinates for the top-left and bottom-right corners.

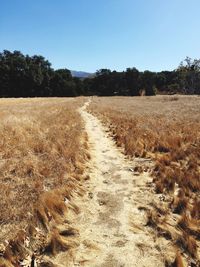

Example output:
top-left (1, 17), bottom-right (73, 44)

top-left (0, 95), bottom-right (200, 266)
top-left (89, 95), bottom-right (200, 263)
top-left (0, 97), bottom-right (90, 265)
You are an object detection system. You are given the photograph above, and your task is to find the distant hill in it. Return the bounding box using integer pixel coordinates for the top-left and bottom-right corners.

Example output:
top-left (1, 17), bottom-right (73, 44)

top-left (71, 70), bottom-right (94, 78)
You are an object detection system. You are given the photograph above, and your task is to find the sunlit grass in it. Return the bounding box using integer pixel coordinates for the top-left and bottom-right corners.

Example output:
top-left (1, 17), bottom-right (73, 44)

top-left (0, 97), bottom-right (89, 264)
top-left (89, 95), bottom-right (200, 262)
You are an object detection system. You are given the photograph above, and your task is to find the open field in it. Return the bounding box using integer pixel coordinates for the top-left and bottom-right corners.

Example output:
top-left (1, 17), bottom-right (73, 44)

top-left (0, 97), bottom-right (90, 265)
top-left (89, 95), bottom-right (200, 264)
top-left (0, 95), bottom-right (200, 266)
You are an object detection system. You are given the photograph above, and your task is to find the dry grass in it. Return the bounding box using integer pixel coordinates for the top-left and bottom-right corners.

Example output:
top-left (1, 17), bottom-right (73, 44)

top-left (166, 251), bottom-right (185, 267)
top-left (0, 97), bottom-right (89, 264)
top-left (89, 95), bottom-right (200, 262)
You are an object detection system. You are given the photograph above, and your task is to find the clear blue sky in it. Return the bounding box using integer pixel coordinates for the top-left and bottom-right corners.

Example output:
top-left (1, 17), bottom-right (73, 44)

top-left (1, 0), bottom-right (200, 72)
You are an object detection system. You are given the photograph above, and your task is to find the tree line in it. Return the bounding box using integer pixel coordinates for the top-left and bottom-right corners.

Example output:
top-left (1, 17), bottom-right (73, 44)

top-left (0, 50), bottom-right (199, 97)
top-left (0, 50), bottom-right (83, 97)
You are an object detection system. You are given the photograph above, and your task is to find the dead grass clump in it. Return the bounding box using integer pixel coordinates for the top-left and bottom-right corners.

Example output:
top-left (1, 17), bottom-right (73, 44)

top-left (177, 214), bottom-right (200, 241)
top-left (177, 214), bottom-right (190, 232)
top-left (191, 200), bottom-right (200, 220)
top-left (145, 207), bottom-right (175, 242)
top-left (2, 231), bottom-right (28, 264)
top-left (171, 196), bottom-right (188, 214)
top-left (59, 227), bottom-right (78, 237)
top-left (154, 172), bottom-right (175, 194)
top-left (166, 251), bottom-right (184, 267)
top-left (44, 229), bottom-right (71, 256)
top-left (35, 204), bottom-right (49, 231)
top-left (146, 210), bottom-right (159, 228)
top-left (155, 180), bottom-right (165, 193)
top-left (41, 191), bottom-right (66, 220)
top-left (176, 233), bottom-right (197, 258)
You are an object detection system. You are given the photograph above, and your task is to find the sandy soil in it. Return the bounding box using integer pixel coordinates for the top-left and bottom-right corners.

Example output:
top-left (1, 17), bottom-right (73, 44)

top-left (45, 100), bottom-right (169, 266)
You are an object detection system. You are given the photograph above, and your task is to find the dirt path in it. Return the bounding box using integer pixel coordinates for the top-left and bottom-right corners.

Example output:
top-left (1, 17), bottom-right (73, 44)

top-left (50, 101), bottom-right (166, 266)
top-left (71, 101), bottom-right (165, 266)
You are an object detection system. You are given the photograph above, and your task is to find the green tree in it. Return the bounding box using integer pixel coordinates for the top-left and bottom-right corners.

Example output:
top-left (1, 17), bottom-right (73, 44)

top-left (140, 71), bottom-right (156, 95)
top-left (51, 69), bottom-right (77, 96)
top-left (177, 57), bottom-right (200, 94)
top-left (125, 67), bottom-right (140, 95)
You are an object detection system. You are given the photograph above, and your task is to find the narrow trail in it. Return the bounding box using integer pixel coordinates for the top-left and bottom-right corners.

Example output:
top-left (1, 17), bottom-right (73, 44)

top-left (72, 101), bottom-right (165, 267)
top-left (52, 101), bottom-right (166, 266)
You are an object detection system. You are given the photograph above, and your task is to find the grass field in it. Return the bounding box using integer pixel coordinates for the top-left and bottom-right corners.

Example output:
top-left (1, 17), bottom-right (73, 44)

top-left (0, 97), bottom-right (90, 265)
top-left (1, 95), bottom-right (200, 266)
top-left (89, 95), bottom-right (200, 262)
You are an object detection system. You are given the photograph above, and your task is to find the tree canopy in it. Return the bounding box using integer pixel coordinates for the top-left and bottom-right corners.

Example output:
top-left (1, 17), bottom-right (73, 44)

top-left (0, 50), bottom-right (78, 97)
top-left (0, 50), bottom-right (199, 97)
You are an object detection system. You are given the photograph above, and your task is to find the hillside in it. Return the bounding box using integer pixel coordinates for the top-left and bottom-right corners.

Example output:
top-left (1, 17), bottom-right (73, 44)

top-left (70, 70), bottom-right (94, 78)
